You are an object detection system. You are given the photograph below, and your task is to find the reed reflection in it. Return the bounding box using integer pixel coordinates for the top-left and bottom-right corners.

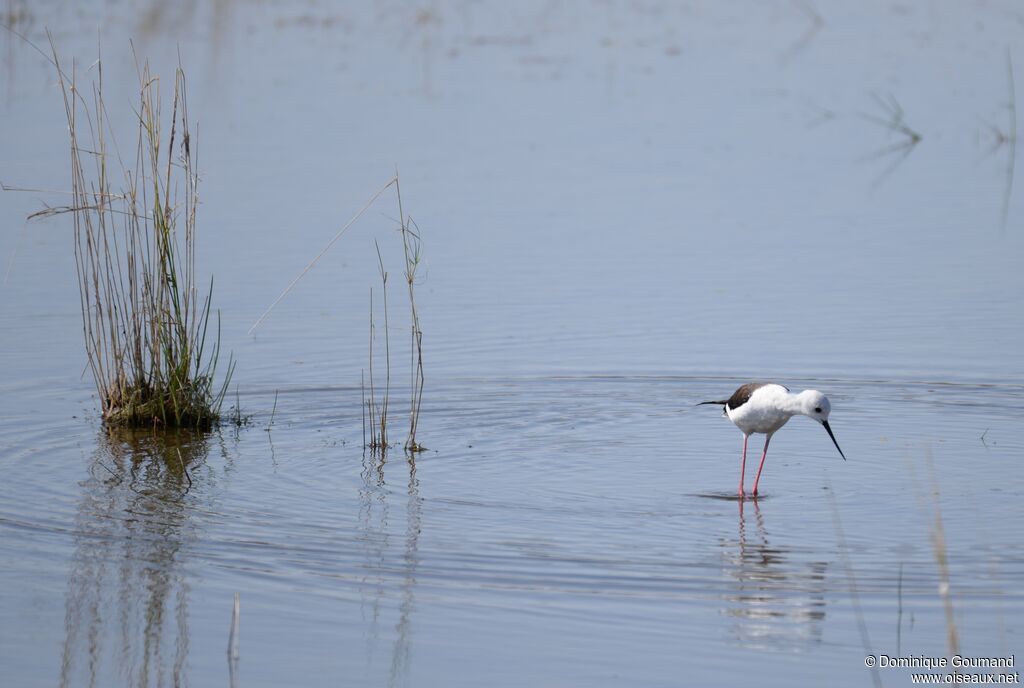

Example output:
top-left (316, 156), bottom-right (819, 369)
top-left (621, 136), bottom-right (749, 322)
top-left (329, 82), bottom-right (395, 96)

top-left (358, 449), bottom-right (422, 688)
top-left (59, 428), bottom-right (209, 688)
top-left (721, 499), bottom-right (827, 651)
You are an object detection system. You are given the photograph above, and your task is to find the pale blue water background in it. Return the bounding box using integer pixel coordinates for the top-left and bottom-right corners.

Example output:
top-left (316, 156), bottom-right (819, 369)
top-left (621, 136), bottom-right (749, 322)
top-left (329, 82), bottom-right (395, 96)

top-left (1, 2), bottom-right (1022, 686)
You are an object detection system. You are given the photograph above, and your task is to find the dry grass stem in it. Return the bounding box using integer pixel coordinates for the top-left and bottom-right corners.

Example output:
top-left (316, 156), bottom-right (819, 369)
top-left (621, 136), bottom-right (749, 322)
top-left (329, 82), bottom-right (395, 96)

top-left (246, 176), bottom-right (399, 335)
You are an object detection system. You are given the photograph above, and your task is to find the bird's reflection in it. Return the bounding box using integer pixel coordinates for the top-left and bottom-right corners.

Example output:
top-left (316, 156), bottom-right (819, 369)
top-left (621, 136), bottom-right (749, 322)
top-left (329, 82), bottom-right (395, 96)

top-left (358, 448), bottom-right (422, 687)
top-left (721, 499), bottom-right (828, 650)
top-left (59, 428), bottom-right (208, 688)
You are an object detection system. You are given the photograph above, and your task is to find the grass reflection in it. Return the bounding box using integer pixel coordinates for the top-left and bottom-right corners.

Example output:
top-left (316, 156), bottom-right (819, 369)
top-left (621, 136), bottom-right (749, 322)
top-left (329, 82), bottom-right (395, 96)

top-left (59, 428), bottom-right (209, 688)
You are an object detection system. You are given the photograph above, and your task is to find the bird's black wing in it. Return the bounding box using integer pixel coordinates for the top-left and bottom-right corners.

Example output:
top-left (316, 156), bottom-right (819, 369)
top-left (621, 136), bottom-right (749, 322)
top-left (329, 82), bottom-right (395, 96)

top-left (725, 382), bottom-right (772, 411)
top-left (699, 382), bottom-right (785, 409)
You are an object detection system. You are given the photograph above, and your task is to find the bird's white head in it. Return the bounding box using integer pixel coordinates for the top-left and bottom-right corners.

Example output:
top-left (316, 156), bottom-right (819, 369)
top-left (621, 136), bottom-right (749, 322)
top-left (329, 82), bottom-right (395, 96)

top-left (796, 390), bottom-right (831, 422)
top-left (796, 389), bottom-right (845, 460)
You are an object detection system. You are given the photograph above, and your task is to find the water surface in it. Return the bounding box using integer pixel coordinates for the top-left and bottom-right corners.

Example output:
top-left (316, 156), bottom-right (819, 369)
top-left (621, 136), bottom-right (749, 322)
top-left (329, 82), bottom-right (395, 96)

top-left (1, 2), bottom-right (1022, 686)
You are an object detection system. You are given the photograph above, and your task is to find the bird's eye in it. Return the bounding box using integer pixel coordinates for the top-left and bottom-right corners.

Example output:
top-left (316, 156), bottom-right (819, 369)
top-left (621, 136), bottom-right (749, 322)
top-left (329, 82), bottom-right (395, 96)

top-left (814, 407), bottom-right (822, 413)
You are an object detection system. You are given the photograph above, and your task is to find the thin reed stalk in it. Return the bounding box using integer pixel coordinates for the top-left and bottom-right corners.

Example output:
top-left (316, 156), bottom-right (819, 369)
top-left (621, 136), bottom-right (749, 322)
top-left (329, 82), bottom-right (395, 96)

top-left (49, 41), bottom-right (232, 428)
top-left (905, 448), bottom-right (962, 660)
top-left (374, 241), bottom-right (391, 450)
top-left (925, 451), bottom-right (961, 660)
top-left (368, 289), bottom-right (376, 444)
top-left (394, 177), bottom-right (425, 453)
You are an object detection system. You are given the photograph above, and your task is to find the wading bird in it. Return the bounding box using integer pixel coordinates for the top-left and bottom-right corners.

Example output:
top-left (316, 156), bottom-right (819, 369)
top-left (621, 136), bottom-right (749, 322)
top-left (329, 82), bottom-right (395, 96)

top-left (699, 383), bottom-right (846, 498)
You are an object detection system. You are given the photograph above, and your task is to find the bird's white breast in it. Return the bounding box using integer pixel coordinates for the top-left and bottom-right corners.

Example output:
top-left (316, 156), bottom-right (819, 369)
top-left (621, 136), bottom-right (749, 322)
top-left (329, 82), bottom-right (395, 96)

top-left (725, 384), bottom-right (794, 435)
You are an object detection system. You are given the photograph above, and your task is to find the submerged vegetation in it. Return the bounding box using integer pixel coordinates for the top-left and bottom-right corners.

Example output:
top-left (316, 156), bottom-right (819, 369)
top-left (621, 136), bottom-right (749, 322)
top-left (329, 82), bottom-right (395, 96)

top-left (44, 43), bottom-right (232, 428)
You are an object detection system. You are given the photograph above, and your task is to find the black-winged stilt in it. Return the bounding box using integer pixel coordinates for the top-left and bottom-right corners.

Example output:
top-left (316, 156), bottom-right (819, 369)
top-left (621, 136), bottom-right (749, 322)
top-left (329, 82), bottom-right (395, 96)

top-left (699, 383), bottom-right (846, 498)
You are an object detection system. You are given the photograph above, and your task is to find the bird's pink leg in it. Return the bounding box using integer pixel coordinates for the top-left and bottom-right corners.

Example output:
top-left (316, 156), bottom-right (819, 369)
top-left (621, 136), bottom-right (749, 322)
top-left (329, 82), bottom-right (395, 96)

top-left (751, 434), bottom-right (773, 497)
top-left (738, 434), bottom-right (749, 497)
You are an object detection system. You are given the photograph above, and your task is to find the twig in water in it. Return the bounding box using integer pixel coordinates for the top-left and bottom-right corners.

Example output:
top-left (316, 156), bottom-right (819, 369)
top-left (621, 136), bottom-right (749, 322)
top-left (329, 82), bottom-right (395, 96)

top-left (94, 460), bottom-right (123, 485)
top-left (267, 389), bottom-right (279, 430)
top-left (228, 592), bottom-right (240, 688)
top-left (175, 447), bottom-right (192, 491)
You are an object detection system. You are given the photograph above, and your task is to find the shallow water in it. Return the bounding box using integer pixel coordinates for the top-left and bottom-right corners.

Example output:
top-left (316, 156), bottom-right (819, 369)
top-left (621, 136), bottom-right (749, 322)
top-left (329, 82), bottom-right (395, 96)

top-left (2, 2), bottom-right (1023, 686)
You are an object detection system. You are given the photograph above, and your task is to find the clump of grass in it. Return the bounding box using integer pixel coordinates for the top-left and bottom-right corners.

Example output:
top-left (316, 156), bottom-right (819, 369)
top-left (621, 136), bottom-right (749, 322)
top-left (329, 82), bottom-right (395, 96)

top-left (46, 40), bottom-right (232, 428)
top-left (364, 180), bottom-right (425, 454)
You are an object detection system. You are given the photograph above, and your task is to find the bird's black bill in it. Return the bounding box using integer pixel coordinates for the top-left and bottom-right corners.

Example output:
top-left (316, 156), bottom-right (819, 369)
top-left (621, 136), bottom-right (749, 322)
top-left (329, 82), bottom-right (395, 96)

top-left (822, 420), bottom-right (846, 461)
